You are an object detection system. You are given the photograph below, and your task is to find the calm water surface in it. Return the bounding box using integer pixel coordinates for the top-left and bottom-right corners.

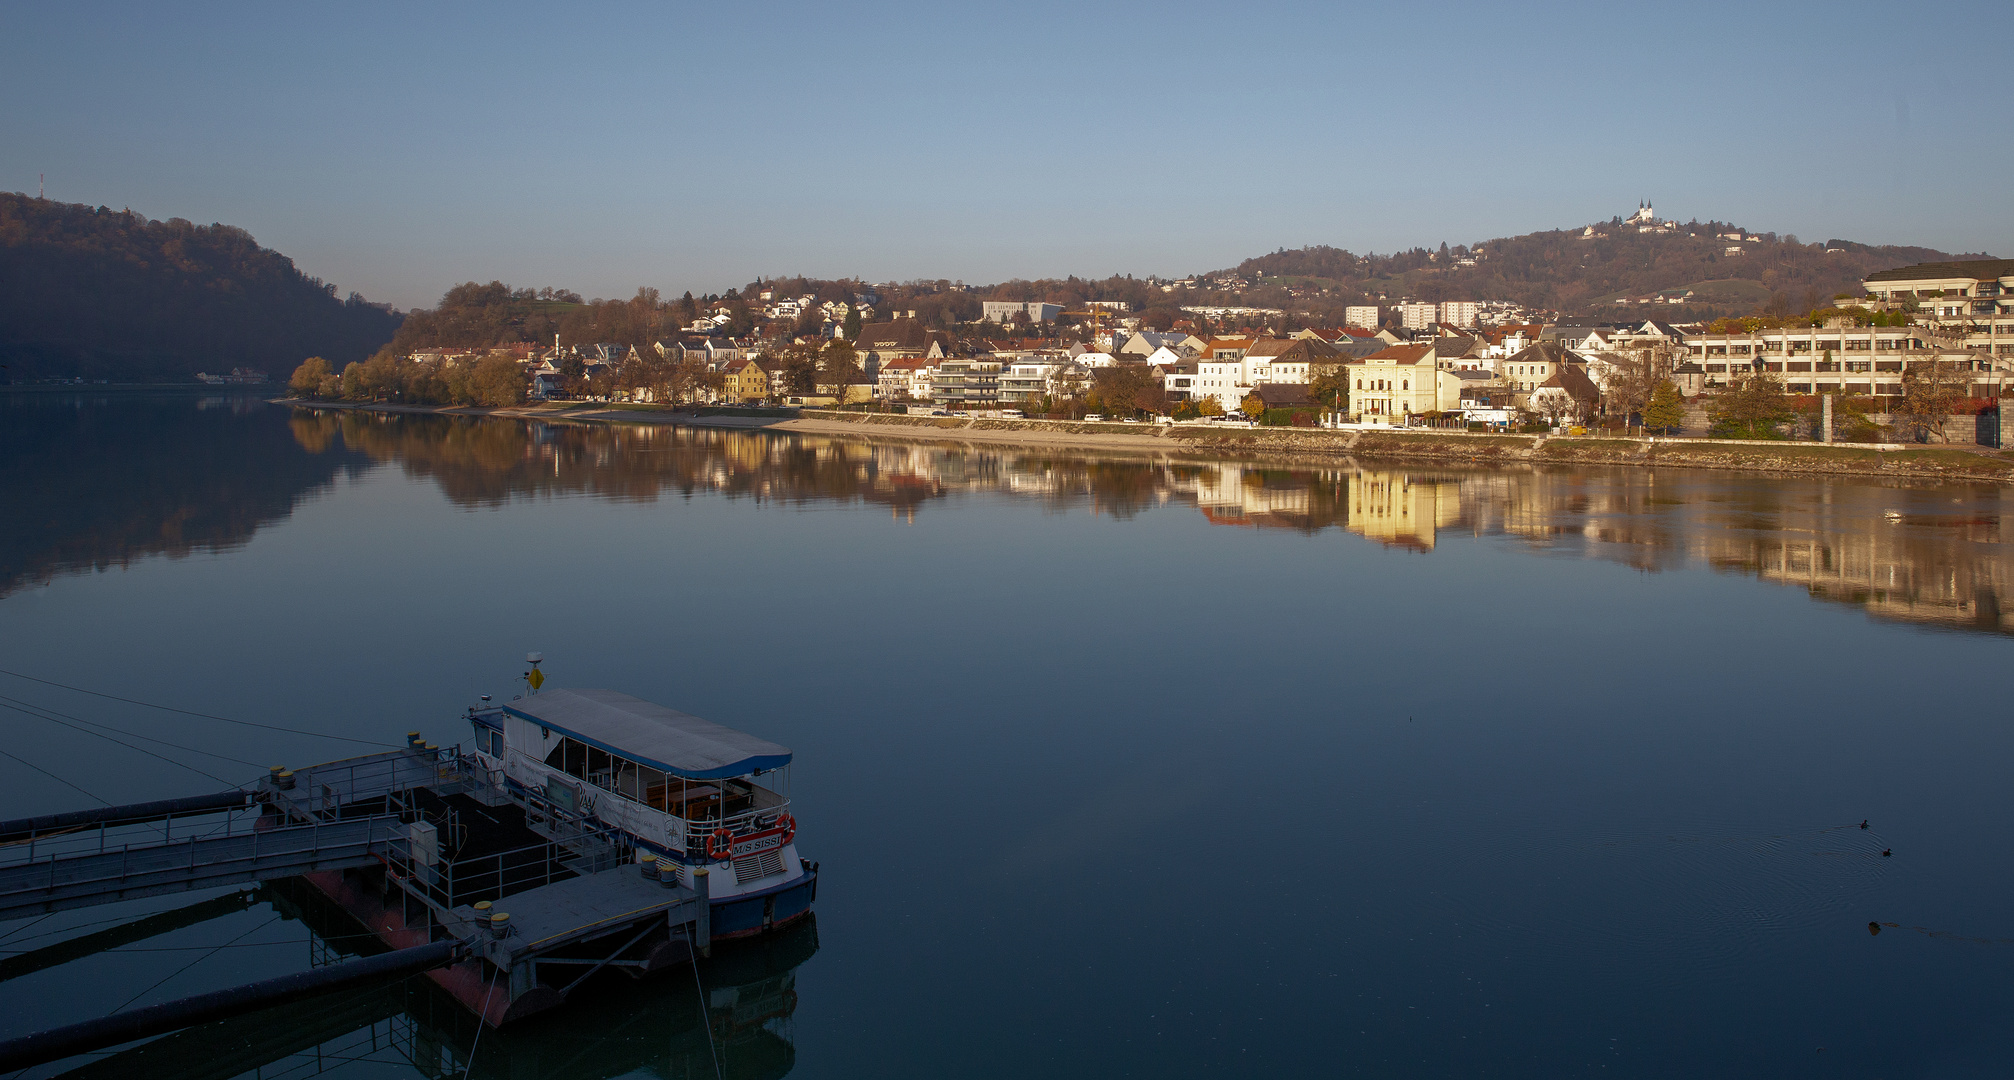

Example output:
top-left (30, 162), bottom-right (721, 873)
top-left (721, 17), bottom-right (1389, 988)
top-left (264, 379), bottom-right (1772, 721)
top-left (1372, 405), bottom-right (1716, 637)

top-left (2, 394), bottom-right (2011, 1078)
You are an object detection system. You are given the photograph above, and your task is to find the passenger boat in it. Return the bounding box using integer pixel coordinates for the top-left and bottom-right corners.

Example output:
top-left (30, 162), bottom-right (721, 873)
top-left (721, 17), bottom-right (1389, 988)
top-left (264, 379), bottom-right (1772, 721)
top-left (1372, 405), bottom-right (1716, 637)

top-left (467, 685), bottom-right (816, 940)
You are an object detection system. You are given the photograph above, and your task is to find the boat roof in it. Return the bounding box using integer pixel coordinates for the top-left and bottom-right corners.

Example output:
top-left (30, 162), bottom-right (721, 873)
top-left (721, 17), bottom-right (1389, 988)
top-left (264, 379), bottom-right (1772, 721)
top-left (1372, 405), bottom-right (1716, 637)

top-left (502, 688), bottom-right (791, 780)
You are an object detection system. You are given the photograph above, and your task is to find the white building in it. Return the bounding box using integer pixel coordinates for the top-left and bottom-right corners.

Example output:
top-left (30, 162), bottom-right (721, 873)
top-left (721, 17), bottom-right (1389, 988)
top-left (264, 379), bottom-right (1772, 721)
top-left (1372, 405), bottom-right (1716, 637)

top-left (1399, 302), bottom-right (1437, 331)
top-left (1437, 301), bottom-right (1480, 328)
top-left (1683, 324), bottom-right (2007, 396)
top-left (1345, 305), bottom-right (1379, 329)
top-left (1191, 339), bottom-right (1332, 413)
top-left (980, 301), bottom-right (1063, 324)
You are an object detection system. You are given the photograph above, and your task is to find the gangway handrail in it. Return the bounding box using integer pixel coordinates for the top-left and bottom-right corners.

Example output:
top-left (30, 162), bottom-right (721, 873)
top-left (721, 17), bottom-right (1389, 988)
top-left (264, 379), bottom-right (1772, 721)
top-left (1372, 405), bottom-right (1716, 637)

top-left (0, 790), bottom-right (251, 845)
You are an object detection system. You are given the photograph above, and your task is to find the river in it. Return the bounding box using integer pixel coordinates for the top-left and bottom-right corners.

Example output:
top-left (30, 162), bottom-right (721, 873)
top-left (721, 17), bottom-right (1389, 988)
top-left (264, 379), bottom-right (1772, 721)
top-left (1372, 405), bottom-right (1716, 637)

top-left (2, 393), bottom-right (2010, 1078)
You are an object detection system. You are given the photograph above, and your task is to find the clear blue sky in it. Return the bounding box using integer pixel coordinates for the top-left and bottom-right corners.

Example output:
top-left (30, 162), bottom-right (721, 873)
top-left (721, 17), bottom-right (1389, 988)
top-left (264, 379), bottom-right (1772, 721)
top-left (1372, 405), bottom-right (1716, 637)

top-left (5, 0), bottom-right (2006, 309)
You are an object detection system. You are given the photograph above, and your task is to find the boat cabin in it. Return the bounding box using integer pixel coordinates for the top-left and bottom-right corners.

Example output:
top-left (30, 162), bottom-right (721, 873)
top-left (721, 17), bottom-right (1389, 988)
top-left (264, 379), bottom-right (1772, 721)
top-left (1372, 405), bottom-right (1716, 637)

top-left (470, 687), bottom-right (806, 901)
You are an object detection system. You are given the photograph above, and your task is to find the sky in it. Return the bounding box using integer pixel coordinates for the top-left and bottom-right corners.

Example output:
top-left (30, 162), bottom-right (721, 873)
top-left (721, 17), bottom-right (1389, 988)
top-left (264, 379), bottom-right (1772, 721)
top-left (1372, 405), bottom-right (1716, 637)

top-left (4, 0), bottom-right (2008, 310)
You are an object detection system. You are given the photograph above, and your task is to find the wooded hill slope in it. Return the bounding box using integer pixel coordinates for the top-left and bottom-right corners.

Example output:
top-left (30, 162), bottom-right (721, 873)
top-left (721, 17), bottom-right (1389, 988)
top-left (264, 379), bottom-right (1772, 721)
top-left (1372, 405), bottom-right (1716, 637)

top-left (1223, 218), bottom-right (1982, 319)
top-left (0, 194), bottom-right (402, 382)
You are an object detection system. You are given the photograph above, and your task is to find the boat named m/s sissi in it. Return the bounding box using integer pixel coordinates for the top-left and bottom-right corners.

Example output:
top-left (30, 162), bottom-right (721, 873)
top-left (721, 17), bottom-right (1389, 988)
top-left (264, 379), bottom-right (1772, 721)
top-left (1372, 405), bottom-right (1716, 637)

top-left (468, 686), bottom-right (816, 940)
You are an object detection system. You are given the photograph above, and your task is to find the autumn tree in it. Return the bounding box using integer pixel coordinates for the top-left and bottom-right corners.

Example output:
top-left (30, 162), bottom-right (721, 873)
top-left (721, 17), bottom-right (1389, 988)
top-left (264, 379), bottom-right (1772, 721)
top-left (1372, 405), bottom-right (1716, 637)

top-left (289, 357), bottom-right (331, 398)
top-left (774, 342), bottom-right (820, 395)
top-left (467, 353), bottom-right (527, 406)
top-left (1898, 358), bottom-right (1966, 442)
top-left (1308, 361), bottom-right (1350, 411)
top-left (1240, 391), bottom-right (1267, 417)
top-left (1708, 373), bottom-right (1792, 439)
top-left (817, 341), bottom-right (864, 395)
top-left (1607, 343), bottom-right (1679, 428)
top-left (1088, 364), bottom-right (1165, 417)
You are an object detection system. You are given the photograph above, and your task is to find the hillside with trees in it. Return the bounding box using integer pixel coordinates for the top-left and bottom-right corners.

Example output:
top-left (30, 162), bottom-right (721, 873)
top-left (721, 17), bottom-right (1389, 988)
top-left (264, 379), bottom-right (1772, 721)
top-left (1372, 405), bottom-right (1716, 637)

top-left (1216, 217), bottom-right (1982, 321)
top-left (0, 194), bottom-right (403, 382)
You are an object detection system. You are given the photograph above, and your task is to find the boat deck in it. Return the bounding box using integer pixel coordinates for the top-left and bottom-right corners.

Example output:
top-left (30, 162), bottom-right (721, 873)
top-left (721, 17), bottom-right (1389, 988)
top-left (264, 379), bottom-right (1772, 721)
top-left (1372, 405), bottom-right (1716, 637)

top-left (453, 868), bottom-right (703, 969)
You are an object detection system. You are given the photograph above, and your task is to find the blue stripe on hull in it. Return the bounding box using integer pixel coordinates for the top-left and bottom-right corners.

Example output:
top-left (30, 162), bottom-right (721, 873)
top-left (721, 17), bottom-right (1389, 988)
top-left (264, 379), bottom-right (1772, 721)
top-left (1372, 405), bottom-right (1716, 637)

top-left (708, 873), bottom-right (817, 941)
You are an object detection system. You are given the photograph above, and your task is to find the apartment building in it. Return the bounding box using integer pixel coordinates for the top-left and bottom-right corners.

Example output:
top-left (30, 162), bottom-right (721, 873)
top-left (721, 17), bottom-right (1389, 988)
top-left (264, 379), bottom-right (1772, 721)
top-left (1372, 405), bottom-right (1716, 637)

top-left (1437, 301), bottom-right (1480, 328)
top-left (1399, 302), bottom-right (1437, 331)
top-left (1345, 305), bottom-right (1380, 329)
top-left (1683, 324), bottom-right (2006, 397)
top-left (931, 358), bottom-right (1002, 408)
top-left (1861, 259), bottom-right (2014, 357)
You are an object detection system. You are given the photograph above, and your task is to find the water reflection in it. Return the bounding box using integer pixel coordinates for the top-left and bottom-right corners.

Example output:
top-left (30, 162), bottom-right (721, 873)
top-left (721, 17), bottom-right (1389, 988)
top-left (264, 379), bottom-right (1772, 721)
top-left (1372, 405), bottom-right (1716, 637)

top-left (288, 409), bottom-right (2013, 636)
top-left (4, 396), bottom-right (2007, 637)
top-left (0, 394), bottom-right (369, 598)
top-left (49, 888), bottom-right (816, 1080)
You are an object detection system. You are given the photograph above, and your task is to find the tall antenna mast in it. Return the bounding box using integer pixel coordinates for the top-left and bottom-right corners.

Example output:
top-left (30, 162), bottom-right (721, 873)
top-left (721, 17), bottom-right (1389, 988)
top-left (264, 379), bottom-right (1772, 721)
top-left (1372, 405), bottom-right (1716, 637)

top-left (39, 174), bottom-right (44, 200)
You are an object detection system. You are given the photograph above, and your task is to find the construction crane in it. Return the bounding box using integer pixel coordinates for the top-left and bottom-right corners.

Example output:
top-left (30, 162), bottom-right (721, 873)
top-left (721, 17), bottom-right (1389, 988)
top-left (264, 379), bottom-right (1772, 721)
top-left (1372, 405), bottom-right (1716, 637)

top-left (1062, 305), bottom-right (1124, 350)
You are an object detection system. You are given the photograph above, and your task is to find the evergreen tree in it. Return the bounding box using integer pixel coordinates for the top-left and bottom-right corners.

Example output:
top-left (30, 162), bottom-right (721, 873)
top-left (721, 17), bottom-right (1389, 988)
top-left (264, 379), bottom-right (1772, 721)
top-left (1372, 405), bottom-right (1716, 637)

top-left (1643, 380), bottom-right (1685, 434)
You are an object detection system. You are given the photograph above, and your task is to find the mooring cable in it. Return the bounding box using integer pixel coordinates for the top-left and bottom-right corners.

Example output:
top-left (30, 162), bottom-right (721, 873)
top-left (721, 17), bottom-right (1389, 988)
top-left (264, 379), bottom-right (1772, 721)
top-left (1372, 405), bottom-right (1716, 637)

top-left (105, 914), bottom-right (280, 1016)
top-left (0, 700), bottom-right (239, 786)
top-left (461, 964), bottom-right (503, 1080)
top-left (0, 694), bottom-right (267, 769)
top-left (690, 947), bottom-right (724, 1080)
top-left (0, 746), bottom-right (110, 806)
top-left (0, 668), bottom-right (402, 748)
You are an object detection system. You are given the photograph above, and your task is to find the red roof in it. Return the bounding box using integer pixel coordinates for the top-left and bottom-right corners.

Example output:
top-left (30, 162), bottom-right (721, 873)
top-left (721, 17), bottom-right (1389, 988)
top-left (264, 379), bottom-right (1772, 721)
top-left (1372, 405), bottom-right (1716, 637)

top-left (1355, 344), bottom-right (1434, 365)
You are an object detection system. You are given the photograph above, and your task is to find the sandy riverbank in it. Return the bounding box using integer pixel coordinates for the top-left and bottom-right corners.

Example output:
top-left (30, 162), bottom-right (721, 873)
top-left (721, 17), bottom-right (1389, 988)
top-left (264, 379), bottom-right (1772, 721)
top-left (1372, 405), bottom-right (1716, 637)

top-left (276, 399), bottom-right (2014, 483)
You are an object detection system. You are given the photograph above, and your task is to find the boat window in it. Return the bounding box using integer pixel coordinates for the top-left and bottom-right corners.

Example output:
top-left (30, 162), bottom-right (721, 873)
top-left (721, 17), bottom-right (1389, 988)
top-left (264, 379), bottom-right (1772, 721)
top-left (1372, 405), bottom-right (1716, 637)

top-left (543, 737), bottom-right (589, 779)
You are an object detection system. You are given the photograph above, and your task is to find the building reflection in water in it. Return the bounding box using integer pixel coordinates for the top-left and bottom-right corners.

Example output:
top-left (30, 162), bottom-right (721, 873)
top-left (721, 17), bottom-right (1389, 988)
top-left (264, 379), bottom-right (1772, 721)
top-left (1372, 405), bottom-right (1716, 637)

top-left (7, 399), bottom-right (2007, 637)
top-left (287, 412), bottom-right (2008, 636)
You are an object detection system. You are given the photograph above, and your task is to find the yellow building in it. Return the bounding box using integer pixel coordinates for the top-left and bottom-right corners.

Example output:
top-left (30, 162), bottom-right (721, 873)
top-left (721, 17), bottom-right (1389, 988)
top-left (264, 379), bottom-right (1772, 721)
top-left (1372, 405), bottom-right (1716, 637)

top-left (1346, 470), bottom-right (1463, 550)
top-left (1346, 344), bottom-right (1463, 421)
top-left (721, 359), bottom-right (772, 403)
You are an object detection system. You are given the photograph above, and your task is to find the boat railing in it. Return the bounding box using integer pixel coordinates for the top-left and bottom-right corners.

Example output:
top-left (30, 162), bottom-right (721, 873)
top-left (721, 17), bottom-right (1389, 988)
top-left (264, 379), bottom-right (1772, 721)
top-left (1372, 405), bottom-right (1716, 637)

top-left (495, 745), bottom-right (787, 852)
top-left (692, 803), bottom-right (792, 842)
top-left (385, 814), bottom-right (629, 910)
top-left (273, 746), bottom-right (464, 823)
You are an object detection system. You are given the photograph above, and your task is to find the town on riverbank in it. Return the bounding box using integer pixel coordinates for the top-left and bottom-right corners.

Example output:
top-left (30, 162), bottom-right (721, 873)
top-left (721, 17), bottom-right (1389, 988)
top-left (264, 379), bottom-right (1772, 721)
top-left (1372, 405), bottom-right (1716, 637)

top-left (285, 251), bottom-right (2014, 460)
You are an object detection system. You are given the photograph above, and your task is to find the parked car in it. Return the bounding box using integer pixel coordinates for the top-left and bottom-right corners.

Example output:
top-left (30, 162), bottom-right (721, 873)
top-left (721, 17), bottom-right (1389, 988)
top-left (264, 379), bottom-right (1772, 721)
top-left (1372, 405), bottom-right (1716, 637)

top-left (1084, 413), bottom-right (1106, 422)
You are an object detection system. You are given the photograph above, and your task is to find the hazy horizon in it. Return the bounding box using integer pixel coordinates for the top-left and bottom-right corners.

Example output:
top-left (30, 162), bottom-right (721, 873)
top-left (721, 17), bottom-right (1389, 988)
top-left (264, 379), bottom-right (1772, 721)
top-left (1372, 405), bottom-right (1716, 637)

top-left (7, 0), bottom-right (2007, 310)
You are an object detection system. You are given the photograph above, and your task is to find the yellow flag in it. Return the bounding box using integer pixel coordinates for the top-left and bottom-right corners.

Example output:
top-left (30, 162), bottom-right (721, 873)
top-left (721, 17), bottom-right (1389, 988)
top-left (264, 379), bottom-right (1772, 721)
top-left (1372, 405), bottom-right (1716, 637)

top-left (527, 669), bottom-right (545, 690)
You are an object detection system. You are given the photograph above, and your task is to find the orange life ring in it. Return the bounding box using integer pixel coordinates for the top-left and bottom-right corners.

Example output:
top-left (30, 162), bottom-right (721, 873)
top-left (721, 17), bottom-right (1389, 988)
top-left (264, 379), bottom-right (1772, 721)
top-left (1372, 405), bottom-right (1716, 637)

top-left (707, 827), bottom-right (736, 861)
top-left (775, 813), bottom-right (796, 846)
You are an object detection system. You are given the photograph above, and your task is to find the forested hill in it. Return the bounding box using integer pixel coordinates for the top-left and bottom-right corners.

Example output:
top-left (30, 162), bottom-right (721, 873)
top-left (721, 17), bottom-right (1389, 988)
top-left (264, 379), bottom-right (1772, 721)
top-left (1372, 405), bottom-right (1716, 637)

top-left (1223, 218), bottom-right (1982, 318)
top-left (0, 194), bottom-right (402, 382)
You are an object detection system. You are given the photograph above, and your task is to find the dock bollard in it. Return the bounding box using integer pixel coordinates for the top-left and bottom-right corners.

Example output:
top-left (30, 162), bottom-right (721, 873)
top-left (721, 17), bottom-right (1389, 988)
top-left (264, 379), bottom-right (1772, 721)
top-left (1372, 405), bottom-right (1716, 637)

top-left (657, 861), bottom-right (679, 888)
top-left (407, 732), bottom-right (422, 748)
top-left (274, 769), bottom-right (295, 790)
top-left (488, 912), bottom-right (510, 940)
top-left (638, 853), bottom-right (658, 880)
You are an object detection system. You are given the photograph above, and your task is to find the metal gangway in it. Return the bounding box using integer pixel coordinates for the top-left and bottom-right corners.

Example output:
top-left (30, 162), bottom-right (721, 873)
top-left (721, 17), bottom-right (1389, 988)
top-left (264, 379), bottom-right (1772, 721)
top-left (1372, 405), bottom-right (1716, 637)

top-left (0, 746), bottom-right (452, 921)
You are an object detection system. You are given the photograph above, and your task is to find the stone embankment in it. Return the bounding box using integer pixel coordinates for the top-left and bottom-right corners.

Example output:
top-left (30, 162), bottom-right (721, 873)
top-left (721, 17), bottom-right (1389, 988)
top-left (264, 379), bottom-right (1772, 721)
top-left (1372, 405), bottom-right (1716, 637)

top-left (792, 411), bottom-right (2013, 482)
top-left (277, 399), bottom-right (2014, 483)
